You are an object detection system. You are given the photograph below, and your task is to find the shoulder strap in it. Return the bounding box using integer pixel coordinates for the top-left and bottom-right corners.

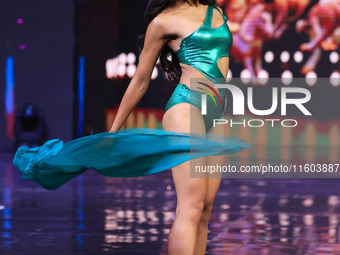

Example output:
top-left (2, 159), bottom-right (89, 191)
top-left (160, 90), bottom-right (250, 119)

top-left (203, 5), bottom-right (213, 27)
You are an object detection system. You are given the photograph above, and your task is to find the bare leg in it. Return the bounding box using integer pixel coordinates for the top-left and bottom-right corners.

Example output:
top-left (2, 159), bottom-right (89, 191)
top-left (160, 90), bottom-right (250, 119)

top-left (194, 124), bottom-right (225, 255)
top-left (162, 103), bottom-right (207, 255)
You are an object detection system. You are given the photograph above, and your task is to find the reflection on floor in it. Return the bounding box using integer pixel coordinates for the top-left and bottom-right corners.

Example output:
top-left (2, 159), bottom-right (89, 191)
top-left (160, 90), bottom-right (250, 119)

top-left (1, 152), bottom-right (340, 255)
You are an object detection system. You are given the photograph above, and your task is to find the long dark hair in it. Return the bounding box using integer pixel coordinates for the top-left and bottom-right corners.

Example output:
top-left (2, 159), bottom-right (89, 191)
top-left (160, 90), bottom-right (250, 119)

top-left (139, 0), bottom-right (216, 83)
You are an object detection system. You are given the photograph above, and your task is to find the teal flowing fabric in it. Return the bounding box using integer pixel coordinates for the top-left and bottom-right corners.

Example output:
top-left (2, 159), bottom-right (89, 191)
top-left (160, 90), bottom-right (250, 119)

top-left (13, 128), bottom-right (251, 190)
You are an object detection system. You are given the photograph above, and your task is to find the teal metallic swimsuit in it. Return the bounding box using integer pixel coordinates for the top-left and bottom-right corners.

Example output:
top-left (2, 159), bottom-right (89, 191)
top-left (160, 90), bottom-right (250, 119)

top-left (164, 4), bottom-right (233, 132)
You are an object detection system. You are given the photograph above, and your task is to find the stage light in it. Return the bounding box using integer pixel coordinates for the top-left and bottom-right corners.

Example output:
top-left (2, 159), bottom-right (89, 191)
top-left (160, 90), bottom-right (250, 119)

top-left (105, 59), bottom-right (110, 70)
top-left (328, 196), bottom-right (339, 206)
top-left (329, 51), bottom-right (339, 64)
top-left (264, 51), bottom-right (274, 63)
top-left (16, 18), bottom-right (24, 24)
top-left (306, 71), bottom-right (317, 86)
top-left (127, 64), bottom-right (136, 78)
top-left (151, 66), bottom-right (158, 80)
top-left (220, 204), bottom-right (230, 209)
top-left (106, 58), bottom-right (119, 78)
top-left (111, 71), bottom-right (118, 79)
top-left (280, 51), bottom-right (290, 63)
top-left (105, 59), bottom-right (112, 78)
top-left (18, 44), bottom-right (26, 50)
top-left (112, 59), bottom-right (119, 78)
top-left (302, 198), bottom-right (313, 207)
top-left (281, 70), bottom-right (293, 86)
top-left (278, 198), bottom-right (289, 206)
top-left (303, 214), bottom-right (314, 225)
top-left (293, 51), bottom-right (303, 63)
top-left (330, 71), bottom-right (340, 87)
top-left (240, 69), bottom-right (251, 84)
top-left (127, 52), bottom-right (136, 65)
top-left (118, 53), bottom-right (127, 64)
top-left (114, 58), bottom-right (119, 68)
top-left (226, 69), bottom-right (232, 82)
top-left (14, 102), bottom-right (45, 149)
top-left (256, 181), bottom-right (266, 186)
top-left (257, 69), bottom-right (269, 85)
top-left (118, 64), bottom-right (126, 77)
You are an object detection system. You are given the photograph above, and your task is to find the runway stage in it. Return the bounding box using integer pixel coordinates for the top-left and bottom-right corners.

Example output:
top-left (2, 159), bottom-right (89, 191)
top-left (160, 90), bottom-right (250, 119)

top-left (1, 151), bottom-right (340, 255)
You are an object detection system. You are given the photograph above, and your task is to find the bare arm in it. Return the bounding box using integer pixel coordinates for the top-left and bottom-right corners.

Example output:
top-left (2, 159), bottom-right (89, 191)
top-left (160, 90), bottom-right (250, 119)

top-left (109, 17), bottom-right (168, 132)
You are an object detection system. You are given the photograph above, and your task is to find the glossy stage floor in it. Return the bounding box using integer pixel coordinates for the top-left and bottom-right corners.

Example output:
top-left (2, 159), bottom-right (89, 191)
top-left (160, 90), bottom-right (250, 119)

top-left (1, 151), bottom-right (340, 255)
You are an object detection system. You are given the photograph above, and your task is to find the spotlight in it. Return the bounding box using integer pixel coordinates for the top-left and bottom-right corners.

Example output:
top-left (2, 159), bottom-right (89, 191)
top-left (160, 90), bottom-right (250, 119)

top-left (118, 64), bottom-right (127, 77)
top-left (14, 102), bottom-right (45, 150)
top-left (127, 65), bottom-right (137, 78)
top-left (127, 52), bottom-right (136, 65)
top-left (226, 69), bottom-right (232, 83)
top-left (294, 51), bottom-right (303, 63)
top-left (306, 71), bottom-right (317, 86)
top-left (330, 71), bottom-right (340, 87)
top-left (280, 51), bottom-right (290, 63)
top-left (257, 69), bottom-right (269, 85)
top-left (330, 51), bottom-right (339, 64)
top-left (18, 44), bottom-right (26, 50)
top-left (151, 67), bottom-right (158, 80)
top-left (264, 51), bottom-right (274, 63)
top-left (281, 70), bottom-right (293, 86)
top-left (240, 69), bottom-right (251, 84)
top-left (118, 53), bottom-right (127, 64)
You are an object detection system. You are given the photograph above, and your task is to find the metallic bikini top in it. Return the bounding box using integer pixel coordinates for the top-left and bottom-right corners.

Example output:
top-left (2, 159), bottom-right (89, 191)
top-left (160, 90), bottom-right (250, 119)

top-left (175, 4), bottom-right (233, 84)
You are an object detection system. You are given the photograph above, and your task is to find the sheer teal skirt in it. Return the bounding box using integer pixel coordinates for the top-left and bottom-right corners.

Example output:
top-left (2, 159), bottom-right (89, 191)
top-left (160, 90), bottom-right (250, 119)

top-left (13, 128), bottom-right (251, 190)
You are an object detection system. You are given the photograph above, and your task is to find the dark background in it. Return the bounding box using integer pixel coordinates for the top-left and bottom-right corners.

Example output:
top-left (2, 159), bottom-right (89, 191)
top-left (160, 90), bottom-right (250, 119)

top-left (0, 0), bottom-right (75, 151)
